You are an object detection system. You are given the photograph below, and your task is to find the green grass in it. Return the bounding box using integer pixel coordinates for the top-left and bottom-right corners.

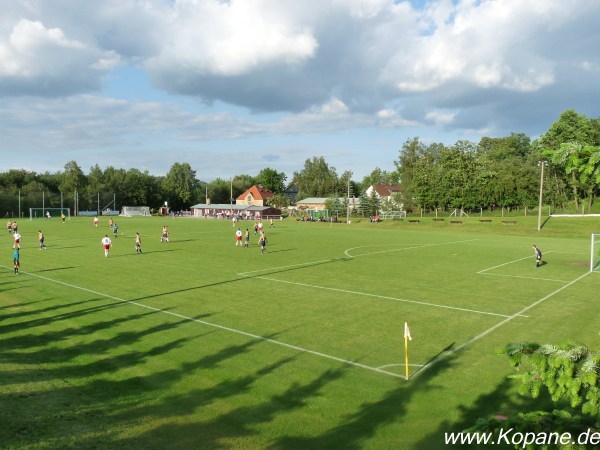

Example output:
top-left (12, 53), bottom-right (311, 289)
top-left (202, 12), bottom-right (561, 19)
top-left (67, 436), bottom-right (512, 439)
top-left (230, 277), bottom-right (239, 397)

top-left (1, 215), bottom-right (599, 449)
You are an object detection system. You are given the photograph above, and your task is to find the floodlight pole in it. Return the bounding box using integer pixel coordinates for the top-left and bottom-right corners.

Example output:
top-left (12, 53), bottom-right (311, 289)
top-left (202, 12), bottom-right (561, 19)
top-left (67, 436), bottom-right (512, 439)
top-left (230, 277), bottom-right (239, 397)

top-left (346, 172), bottom-right (352, 224)
top-left (230, 178), bottom-right (233, 215)
top-left (537, 161), bottom-right (546, 231)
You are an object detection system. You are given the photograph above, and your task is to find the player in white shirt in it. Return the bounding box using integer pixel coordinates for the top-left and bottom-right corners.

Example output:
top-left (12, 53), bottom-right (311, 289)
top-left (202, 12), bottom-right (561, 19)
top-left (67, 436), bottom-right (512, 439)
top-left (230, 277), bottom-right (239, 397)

top-left (13, 232), bottom-right (21, 249)
top-left (101, 235), bottom-right (112, 257)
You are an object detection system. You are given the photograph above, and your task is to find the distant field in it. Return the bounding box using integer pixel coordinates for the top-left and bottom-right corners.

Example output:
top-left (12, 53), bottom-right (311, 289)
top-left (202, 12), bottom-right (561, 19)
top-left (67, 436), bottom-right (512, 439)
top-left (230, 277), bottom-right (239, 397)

top-left (1, 215), bottom-right (599, 449)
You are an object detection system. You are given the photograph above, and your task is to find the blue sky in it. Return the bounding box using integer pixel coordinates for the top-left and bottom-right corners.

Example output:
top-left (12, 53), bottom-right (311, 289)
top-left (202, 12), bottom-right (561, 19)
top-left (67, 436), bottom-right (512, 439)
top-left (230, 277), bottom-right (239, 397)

top-left (1, 0), bottom-right (599, 182)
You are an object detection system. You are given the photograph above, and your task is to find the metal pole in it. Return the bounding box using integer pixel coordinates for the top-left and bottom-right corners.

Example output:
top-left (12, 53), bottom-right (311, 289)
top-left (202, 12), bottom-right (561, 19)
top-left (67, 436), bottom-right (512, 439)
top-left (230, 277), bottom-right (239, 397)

top-left (537, 161), bottom-right (545, 231)
top-left (346, 173), bottom-right (351, 224)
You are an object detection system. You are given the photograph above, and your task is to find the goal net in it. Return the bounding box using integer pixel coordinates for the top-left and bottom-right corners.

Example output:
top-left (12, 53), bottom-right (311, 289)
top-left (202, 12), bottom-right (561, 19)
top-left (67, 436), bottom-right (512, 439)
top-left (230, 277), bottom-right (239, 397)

top-left (591, 233), bottom-right (600, 272)
top-left (121, 206), bottom-right (151, 217)
top-left (29, 208), bottom-right (70, 221)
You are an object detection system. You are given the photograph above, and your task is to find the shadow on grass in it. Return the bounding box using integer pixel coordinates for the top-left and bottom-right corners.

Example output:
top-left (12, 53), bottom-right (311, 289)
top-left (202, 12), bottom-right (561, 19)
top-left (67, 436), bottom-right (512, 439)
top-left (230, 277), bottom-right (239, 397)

top-left (30, 266), bottom-right (78, 273)
top-left (412, 376), bottom-right (557, 449)
top-left (0, 287), bottom-right (461, 450)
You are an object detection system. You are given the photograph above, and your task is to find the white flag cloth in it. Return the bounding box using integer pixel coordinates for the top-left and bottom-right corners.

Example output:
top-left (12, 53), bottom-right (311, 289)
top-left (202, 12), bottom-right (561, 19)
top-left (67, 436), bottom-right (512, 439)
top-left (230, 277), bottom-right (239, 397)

top-left (404, 322), bottom-right (412, 341)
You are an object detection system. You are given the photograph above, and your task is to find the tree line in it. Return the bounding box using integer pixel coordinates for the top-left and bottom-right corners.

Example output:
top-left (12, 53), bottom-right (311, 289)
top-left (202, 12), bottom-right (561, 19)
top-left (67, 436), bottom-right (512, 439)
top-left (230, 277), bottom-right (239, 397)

top-left (1, 109), bottom-right (599, 217)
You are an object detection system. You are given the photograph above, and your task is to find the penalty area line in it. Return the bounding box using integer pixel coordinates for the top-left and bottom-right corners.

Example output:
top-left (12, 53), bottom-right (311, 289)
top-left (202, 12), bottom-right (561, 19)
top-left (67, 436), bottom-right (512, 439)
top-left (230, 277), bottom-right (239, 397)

top-left (411, 270), bottom-right (592, 380)
top-left (254, 276), bottom-right (527, 318)
top-left (344, 238), bottom-right (480, 258)
top-left (477, 251), bottom-right (554, 274)
top-left (5, 266), bottom-right (404, 380)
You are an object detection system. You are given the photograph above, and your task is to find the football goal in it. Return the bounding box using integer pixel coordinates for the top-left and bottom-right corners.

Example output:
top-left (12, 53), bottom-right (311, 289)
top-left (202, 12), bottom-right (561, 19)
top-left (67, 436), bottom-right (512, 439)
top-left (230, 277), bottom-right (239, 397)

top-left (380, 211), bottom-right (406, 220)
top-left (29, 208), bottom-right (70, 221)
top-left (121, 206), bottom-right (151, 217)
top-left (591, 233), bottom-right (600, 272)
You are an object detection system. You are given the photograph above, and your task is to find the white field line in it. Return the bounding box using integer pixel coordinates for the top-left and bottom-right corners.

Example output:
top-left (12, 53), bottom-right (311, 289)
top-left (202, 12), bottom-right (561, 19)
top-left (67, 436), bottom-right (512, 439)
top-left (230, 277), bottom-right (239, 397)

top-left (253, 276), bottom-right (526, 318)
top-left (344, 238), bottom-right (480, 258)
top-left (239, 238), bottom-right (480, 277)
top-left (477, 252), bottom-right (554, 274)
top-left (479, 273), bottom-right (571, 283)
top-left (377, 363), bottom-right (424, 369)
top-left (3, 266), bottom-right (404, 379)
top-left (411, 270), bottom-right (592, 379)
top-left (238, 258), bottom-right (337, 277)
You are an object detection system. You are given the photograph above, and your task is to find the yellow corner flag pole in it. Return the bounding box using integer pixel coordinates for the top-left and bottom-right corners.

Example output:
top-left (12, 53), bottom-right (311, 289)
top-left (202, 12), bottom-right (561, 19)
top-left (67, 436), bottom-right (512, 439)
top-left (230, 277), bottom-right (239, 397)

top-left (404, 322), bottom-right (412, 381)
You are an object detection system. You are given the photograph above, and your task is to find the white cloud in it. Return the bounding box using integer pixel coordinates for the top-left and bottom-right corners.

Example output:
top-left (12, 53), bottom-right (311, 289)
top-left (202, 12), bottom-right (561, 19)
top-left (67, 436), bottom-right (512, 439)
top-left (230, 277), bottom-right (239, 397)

top-left (0, 0), bottom-right (599, 177)
top-left (146, 0), bottom-right (319, 77)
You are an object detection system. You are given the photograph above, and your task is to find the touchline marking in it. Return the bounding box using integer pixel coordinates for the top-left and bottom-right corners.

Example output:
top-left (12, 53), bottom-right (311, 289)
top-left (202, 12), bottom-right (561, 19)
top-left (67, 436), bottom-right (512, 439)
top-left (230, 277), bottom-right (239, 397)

top-left (5, 267), bottom-right (404, 380)
top-left (255, 276), bottom-right (527, 318)
top-left (344, 238), bottom-right (480, 258)
top-left (411, 270), bottom-right (592, 379)
top-left (479, 273), bottom-right (571, 283)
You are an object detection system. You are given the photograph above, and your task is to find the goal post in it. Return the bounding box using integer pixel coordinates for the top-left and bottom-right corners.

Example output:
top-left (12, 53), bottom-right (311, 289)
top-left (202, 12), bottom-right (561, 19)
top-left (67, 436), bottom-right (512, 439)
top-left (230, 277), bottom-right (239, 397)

top-left (29, 207), bottom-right (71, 221)
top-left (591, 233), bottom-right (600, 272)
top-left (121, 206), bottom-right (151, 217)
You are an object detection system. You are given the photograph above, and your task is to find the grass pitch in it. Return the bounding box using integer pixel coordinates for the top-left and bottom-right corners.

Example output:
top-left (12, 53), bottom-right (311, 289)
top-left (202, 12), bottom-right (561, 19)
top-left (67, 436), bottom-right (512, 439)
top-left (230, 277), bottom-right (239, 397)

top-left (1, 215), bottom-right (599, 449)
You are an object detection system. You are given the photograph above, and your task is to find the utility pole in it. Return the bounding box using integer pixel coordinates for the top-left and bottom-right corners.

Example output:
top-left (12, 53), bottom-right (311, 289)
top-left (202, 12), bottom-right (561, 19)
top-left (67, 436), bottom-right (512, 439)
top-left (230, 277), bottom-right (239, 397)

top-left (537, 161), bottom-right (546, 231)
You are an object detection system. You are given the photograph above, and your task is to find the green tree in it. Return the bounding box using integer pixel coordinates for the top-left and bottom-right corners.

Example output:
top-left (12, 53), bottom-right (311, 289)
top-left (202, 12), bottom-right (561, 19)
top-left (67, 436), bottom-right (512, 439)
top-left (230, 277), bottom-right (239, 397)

top-left (293, 156), bottom-right (338, 200)
top-left (541, 110), bottom-right (597, 210)
top-left (59, 161), bottom-right (86, 194)
top-left (470, 342), bottom-right (600, 448)
top-left (255, 168), bottom-right (286, 194)
top-left (206, 178), bottom-right (231, 204)
top-left (162, 162), bottom-right (199, 210)
top-left (324, 195), bottom-right (343, 218)
top-left (361, 167), bottom-right (398, 189)
top-left (266, 193), bottom-right (290, 209)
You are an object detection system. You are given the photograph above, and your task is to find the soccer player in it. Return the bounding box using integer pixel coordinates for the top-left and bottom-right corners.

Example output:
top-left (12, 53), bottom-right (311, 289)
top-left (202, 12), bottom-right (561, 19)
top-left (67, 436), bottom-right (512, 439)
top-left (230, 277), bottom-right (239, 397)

top-left (13, 248), bottom-right (20, 275)
top-left (161, 226), bottom-right (169, 243)
top-left (259, 232), bottom-right (267, 254)
top-left (244, 228), bottom-right (250, 248)
top-left (258, 220), bottom-right (263, 233)
top-left (13, 231), bottom-right (21, 249)
top-left (135, 232), bottom-right (142, 254)
top-left (38, 230), bottom-right (47, 250)
top-left (533, 244), bottom-right (542, 268)
top-left (269, 218), bottom-right (274, 228)
top-left (94, 216), bottom-right (99, 227)
top-left (101, 235), bottom-right (112, 257)
top-left (7, 220), bottom-right (12, 233)
top-left (235, 228), bottom-right (243, 246)
top-left (113, 223), bottom-right (119, 238)
top-left (61, 213), bottom-right (65, 223)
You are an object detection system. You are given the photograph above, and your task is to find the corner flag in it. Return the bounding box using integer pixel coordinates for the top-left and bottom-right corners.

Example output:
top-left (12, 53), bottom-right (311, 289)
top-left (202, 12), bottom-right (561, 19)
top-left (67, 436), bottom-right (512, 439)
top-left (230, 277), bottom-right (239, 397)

top-left (404, 322), bottom-right (412, 380)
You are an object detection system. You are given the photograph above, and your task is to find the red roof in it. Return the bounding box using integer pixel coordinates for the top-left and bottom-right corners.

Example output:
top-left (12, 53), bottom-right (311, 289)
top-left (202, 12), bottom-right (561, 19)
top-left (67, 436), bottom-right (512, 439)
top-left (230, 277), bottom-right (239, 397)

top-left (237, 185), bottom-right (275, 201)
top-left (373, 184), bottom-right (401, 197)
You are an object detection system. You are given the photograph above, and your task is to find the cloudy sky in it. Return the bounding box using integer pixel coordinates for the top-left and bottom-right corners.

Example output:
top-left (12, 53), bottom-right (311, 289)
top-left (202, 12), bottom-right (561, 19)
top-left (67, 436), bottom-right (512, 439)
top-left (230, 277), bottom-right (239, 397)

top-left (1, 0), bottom-right (599, 182)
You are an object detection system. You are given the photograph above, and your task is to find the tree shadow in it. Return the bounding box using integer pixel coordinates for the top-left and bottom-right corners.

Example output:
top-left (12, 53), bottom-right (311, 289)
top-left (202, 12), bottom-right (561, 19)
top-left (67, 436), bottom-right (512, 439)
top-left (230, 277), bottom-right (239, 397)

top-left (271, 351), bottom-right (458, 450)
top-left (413, 376), bottom-right (557, 449)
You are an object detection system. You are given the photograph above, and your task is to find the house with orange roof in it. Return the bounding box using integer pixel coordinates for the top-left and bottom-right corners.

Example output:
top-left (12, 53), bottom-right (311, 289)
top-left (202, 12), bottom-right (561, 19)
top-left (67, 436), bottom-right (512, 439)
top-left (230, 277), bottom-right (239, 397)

top-left (236, 184), bottom-right (275, 206)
